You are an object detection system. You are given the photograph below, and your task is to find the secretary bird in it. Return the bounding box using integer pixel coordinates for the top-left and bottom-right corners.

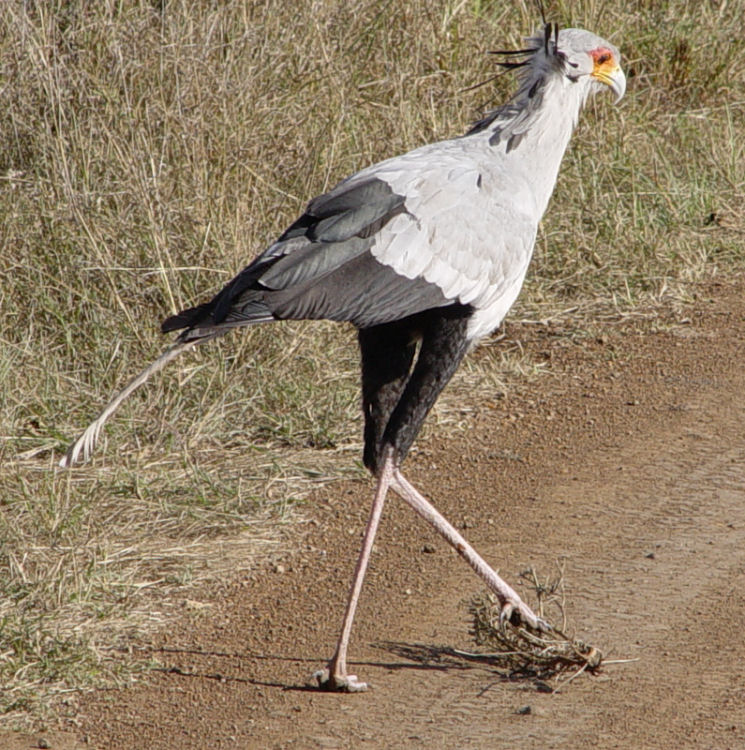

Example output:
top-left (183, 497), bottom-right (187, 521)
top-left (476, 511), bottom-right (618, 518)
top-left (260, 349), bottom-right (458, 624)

top-left (62, 23), bottom-right (625, 691)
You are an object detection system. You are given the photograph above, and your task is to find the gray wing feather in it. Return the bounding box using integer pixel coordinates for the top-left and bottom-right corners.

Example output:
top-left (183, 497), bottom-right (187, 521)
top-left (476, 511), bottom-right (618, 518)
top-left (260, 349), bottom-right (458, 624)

top-left (172, 176), bottom-right (454, 337)
top-left (263, 249), bottom-right (450, 327)
top-left (258, 236), bottom-right (369, 289)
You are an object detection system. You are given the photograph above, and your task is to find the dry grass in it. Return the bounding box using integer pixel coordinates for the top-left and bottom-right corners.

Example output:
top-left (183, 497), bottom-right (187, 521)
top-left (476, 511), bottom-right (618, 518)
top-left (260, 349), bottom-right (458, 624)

top-left (1, 0), bottom-right (743, 726)
top-left (468, 567), bottom-right (602, 690)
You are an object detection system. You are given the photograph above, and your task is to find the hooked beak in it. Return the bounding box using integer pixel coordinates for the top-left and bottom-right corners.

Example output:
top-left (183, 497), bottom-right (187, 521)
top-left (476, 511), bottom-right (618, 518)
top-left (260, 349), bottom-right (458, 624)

top-left (593, 64), bottom-right (626, 104)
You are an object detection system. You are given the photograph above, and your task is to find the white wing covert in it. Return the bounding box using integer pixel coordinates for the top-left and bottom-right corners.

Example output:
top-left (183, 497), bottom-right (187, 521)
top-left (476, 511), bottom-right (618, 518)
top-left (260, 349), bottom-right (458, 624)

top-left (363, 141), bottom-right (538, 335)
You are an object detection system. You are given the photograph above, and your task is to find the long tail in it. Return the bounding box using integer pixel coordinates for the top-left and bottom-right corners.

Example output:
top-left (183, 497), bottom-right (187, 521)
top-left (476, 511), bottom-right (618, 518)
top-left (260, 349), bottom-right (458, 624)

top-left (59, 336), bottom-right (213, 468)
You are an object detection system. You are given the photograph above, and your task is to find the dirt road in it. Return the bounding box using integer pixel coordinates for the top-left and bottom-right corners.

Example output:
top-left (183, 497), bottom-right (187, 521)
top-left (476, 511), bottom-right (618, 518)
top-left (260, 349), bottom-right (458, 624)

top-left (7, 280), bottom-right (745, 749)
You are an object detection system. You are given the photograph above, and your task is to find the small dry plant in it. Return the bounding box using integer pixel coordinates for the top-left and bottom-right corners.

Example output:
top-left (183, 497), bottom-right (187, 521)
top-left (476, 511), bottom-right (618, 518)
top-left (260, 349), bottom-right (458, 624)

top-left (468, 565), bottom-right (601, 689)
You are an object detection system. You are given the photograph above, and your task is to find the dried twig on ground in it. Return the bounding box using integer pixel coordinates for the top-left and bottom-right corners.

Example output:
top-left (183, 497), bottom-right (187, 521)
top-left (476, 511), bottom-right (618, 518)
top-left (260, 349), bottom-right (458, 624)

top-left (467, 566), bottom-right (602, 687)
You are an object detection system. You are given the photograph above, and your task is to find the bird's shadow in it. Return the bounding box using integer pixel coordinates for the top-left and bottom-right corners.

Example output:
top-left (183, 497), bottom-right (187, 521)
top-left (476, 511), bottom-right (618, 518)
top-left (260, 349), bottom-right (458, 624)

top-left (151, 641), bottom-right (545, 693)
top-left (372, 641), bottom-right (553, 691)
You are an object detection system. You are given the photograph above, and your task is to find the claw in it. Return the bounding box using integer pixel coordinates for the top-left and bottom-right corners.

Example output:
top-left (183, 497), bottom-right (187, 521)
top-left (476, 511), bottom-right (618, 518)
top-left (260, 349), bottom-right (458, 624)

top-left (312, 668), bottom-right (369, 692)
top-left (499, 599), bottom-right (553, 633)
top-left (499, 602), bottom-right (515, 629)
top-left (534, 616), bottom-right (552, 632)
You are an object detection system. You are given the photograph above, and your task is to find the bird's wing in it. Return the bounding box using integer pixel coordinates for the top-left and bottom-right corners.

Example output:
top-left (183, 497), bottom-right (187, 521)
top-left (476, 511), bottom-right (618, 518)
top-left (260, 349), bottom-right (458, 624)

top-left (164, 173), bottom-right (453, 336)
top-left (165, 140), bottom-right (537, 338)
top-left (367, 142), bottom-right (538, 320)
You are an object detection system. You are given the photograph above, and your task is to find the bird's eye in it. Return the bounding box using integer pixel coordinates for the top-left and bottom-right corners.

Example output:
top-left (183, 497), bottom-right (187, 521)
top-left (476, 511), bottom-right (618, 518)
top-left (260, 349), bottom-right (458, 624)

top-left (597, 53), bottom-right (611, 64)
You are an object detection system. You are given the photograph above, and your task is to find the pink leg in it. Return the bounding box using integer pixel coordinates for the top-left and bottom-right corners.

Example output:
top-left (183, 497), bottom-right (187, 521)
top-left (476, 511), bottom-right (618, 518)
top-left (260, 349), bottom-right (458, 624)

top-left (390, 469), bottom-right (549, 631)
top-left (314, 449), bottom-right (396, 691)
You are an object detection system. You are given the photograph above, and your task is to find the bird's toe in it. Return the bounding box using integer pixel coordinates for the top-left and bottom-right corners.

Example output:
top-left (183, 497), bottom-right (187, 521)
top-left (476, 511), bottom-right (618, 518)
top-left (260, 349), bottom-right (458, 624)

top-left (500, 599), bottom-right (553, 633)
top-left (312, 668), bottom-right (369, 693)
top-left (499, 602), bottom-right (516, 629)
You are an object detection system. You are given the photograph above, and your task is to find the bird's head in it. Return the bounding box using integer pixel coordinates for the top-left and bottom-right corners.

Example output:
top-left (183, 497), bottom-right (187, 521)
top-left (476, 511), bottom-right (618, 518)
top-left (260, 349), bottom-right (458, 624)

top-left (548, 26), bottom-right (626, 103)
top-left (492, 24), bottom-right (626, 105)
top-left (467, 23), bottom-right (625, 144)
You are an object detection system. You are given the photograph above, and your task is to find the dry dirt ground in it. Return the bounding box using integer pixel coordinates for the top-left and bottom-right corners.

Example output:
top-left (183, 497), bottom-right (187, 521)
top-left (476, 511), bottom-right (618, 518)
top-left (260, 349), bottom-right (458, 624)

top-left (5, 279), bottom-right (745, 749)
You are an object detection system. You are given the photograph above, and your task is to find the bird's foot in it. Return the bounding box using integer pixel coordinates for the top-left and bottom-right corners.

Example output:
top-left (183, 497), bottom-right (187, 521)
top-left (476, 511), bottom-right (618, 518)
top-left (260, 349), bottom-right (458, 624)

top-left (499, 598), bottom-right (552, 633)
top-left (311, 668), bottom-right (369, 692)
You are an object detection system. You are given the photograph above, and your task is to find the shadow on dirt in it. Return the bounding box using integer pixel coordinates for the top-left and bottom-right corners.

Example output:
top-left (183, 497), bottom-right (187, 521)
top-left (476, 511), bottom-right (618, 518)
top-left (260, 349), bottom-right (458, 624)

top-left (151, 642), bottom-right (550, 692)
top-left (373, 641), bottom-right (561, 693)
